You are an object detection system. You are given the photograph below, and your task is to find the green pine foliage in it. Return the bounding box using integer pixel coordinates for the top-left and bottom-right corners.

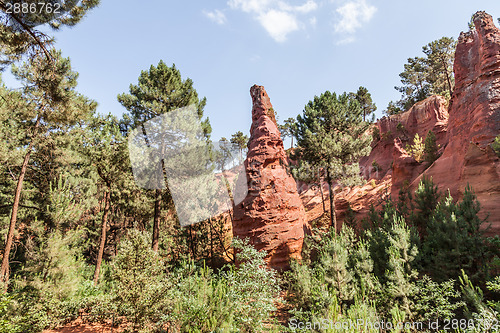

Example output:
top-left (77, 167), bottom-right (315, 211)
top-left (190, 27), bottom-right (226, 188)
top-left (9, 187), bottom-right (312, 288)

top-left (492, 134), bottom-right (500, 158)
top-left (424, 130), bottom-right (439, 163)
top-left (394, 37), bottom-right (456, 111)
top-left (421, 185), bottom-right (492, 283)
top-left (292, 90), bottom-right (372, 229)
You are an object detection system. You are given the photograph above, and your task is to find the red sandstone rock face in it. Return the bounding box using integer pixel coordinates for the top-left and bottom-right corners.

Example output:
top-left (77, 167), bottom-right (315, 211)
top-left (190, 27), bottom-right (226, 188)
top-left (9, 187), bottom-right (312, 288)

top-left (414, 12), bottom-right (500, 234)
top-left (300, 13), bottom-right (499, 235)
top-left (233, 85), bottom-right (308, 270)
top-left (359, 95), bottom-right (449, 180)
top-left (391, 138), bottom-right (429, 199)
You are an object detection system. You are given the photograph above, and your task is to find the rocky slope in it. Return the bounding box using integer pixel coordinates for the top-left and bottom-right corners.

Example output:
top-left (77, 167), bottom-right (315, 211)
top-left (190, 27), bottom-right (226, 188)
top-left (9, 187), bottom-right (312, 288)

top-left (233, 85), bottom-right (308, 270)
top-left (335, 12), bottom-right (500, 234)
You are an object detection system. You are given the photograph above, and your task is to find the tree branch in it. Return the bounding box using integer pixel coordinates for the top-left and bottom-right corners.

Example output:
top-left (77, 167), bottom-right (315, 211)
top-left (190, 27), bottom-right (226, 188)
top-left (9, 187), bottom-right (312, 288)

top-left (0, 1), bottom-right (53, 62)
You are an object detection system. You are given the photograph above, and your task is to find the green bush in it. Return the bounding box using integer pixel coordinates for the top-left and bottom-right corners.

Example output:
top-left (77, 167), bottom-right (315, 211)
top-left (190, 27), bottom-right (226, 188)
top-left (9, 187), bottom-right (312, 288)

top-left (423, 129), bottom-right (439, 163)
top-left (111, 229), bottom-right (171, 331)
top-left (108, 231), bottom-right (281, 332)
top-left (164, 238), bottom-right (281, 332)
top-left (405, 133), bottom-right (424, 162)
top-left (371, 126), bottom-right (380, 142)
top-left (492, 134), bottom-right (500, 158)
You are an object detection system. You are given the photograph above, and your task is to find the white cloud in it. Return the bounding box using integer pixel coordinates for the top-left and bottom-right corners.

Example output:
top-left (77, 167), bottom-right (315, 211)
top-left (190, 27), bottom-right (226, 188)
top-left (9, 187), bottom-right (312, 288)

top-left (334, 0), bottom-right (376, 42)
top-left (228, 0), bottom-right (273, 13)
top-left (258, 10), bottom-right (299, 42)
top-left (277, 0), bottom-right (317, 13)
top-left (204, 9), bottom-right (227, 25)
top-left (226, 0), bottom-right (318, 42)
top-left (291, 0), bottom-right (318, 13)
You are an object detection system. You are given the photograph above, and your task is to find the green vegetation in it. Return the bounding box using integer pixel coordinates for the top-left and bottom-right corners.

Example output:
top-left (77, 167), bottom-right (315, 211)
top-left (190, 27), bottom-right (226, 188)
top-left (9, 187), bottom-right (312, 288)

top-left (424, 130), bottom-right (439, 163)
top-left (0, 7), bottom-right (499, 333)
top-left (406, 133), bottom-right (424, 162)
top-left (230, 130), bottom-right (249, 161)
top-left (349, 86), bottom-right (377, 122)
top-left (492, 134), bottom-right (500, 157)
top-left (292, 90), bottom-right (372, 230)
top-left (371, 125), bottom-right (380, 142)
top-left (387, 36), bottom-right (456, 114)
top-left (279, 117), bottom-right (297, 148)
top-left (286, 178), bottom-right (500, 332)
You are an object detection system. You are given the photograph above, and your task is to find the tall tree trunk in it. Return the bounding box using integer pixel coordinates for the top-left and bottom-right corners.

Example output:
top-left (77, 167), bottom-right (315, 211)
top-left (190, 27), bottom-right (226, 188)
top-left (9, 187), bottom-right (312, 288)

top-left (318, 171), bottom-right (326, 214)
top-left (94, 189), bottom-right (110, 285)
top-left (326, 169), bottom-right (337, 232)
top-left (152, 189), bottom-right (161, 252)
top-left (1, 115), bottom-right (41, 285)
top-left (290, 136), bottom-right (294, 149)
top-left (442, 58), bottom-right (453, 97)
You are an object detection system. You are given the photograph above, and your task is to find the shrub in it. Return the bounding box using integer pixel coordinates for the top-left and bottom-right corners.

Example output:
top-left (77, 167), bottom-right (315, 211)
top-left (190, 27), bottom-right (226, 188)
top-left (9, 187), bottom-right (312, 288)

top-left (371, 160), bottom-right (380, 172)
top-left (405, 133), bottom-right (424, 162)
top-left (372, 125), bottom-right (380, 142)
top-left (412, 276), bottom-right (464, 322)
top-left (424, 129), bottom-right (438, 163)
top-left (111, 229), bottom-right (171, 331)
top-left (396, 122), bottom-right (406, 133)
top-left (381, 130), bottom-right (393, 141)
top-left (420, 185), bottom-right (493, 283)
top-left (492, 134), bottom-right (500, 158)
top-left (164, 238), bottom-right (281, 332)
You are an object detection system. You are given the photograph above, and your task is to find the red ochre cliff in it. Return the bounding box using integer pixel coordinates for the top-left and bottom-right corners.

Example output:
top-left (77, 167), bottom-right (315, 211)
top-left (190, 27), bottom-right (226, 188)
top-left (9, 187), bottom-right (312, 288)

top-left (414, 12), bottom-right (500, 234)
top-left (331, 12), bottom-right (499, 234)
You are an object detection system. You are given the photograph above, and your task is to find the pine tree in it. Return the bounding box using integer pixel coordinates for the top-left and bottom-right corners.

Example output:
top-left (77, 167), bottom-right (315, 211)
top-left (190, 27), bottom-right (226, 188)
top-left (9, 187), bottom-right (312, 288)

top-left (118, 60), bottom-right (211, 252)
top-left (406, 133), bottom-right (424, 162)
top-left (0, 51), bottom-right (96, 285)
top-left (81, 114), bottom-right (129, 284)
top-left (293, 91), bottom-right (372, 231)
top-left (394, 37), bottom-right (456, 111)
top-left (410, 176), bottom-right (440, 240)
top-left (230, 130), bottom-right (248, 162)
top-left (278, 117), bottom-right (297, 148)
top-left (421, 185), bottom-right (491, 283)
top-left (384, 215), bottom-right (419, 319)
top-left (0, 0), bottom-right (100, 68)
top-left (424, 129), bottom-right (438, 163)
top-left (349, 86), bottom-right (377, 122)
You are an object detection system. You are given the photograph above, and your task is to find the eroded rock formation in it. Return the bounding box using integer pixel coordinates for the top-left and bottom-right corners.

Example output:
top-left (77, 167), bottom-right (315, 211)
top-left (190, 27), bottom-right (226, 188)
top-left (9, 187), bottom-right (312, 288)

top-left (359, 95), bottom-right (449, 181)
top-left (414, 12), bottom-right (500, 234)
top-left (329, 12), bottom-right (500, 233)
top-left (233, 85), bottom-right (308, 270)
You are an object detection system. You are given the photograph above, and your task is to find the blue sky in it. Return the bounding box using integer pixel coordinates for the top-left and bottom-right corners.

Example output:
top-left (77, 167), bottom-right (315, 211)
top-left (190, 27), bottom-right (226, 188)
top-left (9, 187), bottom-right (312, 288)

top-left (5, 0), bottom-right (500, 142)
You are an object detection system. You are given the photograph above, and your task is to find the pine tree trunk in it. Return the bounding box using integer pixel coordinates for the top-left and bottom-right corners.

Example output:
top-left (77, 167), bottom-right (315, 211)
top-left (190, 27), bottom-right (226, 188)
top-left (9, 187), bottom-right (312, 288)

top-left (442, 57), bottom-right (453, 97)
top-left (1, 115), bottom-right (41, 286)
top-left (318, 171), bottom-right (326, 214)
top-left (326, 169), bottom-right (337, 232)
top-left (94, 189), bottom-right (110, 285)
top-left (152, 189), bottom-right (161, 252)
